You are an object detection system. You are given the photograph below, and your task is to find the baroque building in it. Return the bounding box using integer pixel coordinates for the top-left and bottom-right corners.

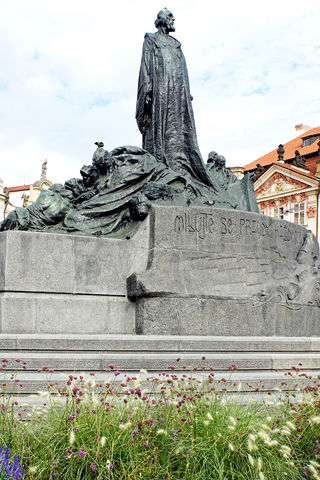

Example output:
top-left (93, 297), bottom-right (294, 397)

top-left (0, 161), bottom-right (52, 220)
top-left (233, 125), bottom-right (320, 240)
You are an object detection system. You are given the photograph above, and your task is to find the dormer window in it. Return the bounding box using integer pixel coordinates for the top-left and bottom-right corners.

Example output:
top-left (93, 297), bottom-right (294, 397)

top-left (302, 135), bottom-right (320, 147)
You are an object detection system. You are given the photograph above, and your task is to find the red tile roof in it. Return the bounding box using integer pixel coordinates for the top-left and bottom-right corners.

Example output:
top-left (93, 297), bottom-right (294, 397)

top-left (6, 185), bottom-right (31, 192)
top-left (244, 126), bottom-right (320, 171)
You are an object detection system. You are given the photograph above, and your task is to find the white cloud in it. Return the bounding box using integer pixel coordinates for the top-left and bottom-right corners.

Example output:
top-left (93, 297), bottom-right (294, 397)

top-left (0, 0), bottom-right (319, 186)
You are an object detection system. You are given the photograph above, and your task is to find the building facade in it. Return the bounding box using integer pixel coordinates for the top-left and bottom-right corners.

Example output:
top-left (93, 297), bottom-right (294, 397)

top-left (234, 125), bottom-right (320, 240)
top-left (0, 161), bottom-right (52, 220)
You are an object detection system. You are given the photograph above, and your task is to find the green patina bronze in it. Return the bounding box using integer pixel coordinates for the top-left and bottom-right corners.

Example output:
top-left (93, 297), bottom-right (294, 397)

top-left (0, 8), bottom-right (258, 238)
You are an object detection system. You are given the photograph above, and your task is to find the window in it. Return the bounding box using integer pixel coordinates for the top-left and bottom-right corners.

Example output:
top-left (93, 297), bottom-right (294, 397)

top-left (273, 207), bottom-right (284, 219)
top-left (293, 202), bottom-right (305, 225)
top-left (259, 209), bottom-right (265, 215)
top-left (302, 135), bottom-right (320, 147)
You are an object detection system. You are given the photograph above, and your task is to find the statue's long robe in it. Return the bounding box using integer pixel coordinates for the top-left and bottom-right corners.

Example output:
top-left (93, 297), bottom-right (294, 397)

top-left (136, 32), bottom-right (215, 189)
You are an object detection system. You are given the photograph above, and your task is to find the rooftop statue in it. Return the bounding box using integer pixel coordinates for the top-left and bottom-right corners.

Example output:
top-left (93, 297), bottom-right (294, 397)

top-left (0, 9), bottom-right (259, 238)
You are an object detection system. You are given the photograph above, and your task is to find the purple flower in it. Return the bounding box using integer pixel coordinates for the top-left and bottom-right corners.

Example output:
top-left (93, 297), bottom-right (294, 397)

top-left (0, 443), bottom-right (25, 479)
top-left (78, 447), bottom-right (87, 458)
top-left (90, 463), bottom-right (97, 471)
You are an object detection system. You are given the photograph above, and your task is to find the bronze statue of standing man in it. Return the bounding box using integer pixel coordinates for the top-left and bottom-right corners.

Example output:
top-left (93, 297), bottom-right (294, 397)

top-left (136, 8), bottom-right (216, 190)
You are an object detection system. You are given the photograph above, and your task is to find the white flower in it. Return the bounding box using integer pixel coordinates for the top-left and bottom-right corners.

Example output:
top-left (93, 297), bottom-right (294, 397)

top-left (286, 421), bottom-right (296, 431)
top-left (28, 466), bottom-right (38, 474)
top-left (228, 443), bottom-right (235, 451)
top-left (69, 430), bottom-right (75, 445)
top-left (100, 436), bottom-right (106, 447)
top-left (207, 412), bottom-right (213, 421)
top-left (258, 431), bottom-right (270, 442)
top-left (119, 422), bottom-right (131, 430)
top-left (257, 458), bottom-right (263, 471)
top-left (248, 454), bottom-right (254, 466)
top-left (260, 424), bottom-right (269, 431)
top-left (280, 445), bottom-right (291, 454)
top-left (229, 416), bottom-right (237, 426)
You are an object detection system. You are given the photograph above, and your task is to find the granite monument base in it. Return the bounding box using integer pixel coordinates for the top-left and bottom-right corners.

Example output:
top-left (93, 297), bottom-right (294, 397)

top-left (0, 206), bottom-right (319, 336)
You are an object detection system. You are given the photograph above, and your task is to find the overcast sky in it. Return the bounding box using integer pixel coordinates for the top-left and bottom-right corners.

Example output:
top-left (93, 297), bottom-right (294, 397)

top-left (1, 0), bottom-right (319, 186)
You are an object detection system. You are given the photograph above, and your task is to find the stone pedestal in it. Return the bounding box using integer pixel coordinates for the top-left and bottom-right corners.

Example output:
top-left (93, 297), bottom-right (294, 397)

top-left (0, 206), bottom-right (319, 336)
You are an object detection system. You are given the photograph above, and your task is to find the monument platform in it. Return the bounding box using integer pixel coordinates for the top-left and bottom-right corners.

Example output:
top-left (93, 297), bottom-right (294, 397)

top-left (0, 206), bottom-right (319, 395)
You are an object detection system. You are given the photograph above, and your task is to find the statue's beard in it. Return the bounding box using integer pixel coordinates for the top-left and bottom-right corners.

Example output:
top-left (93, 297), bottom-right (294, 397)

top-left (168, 25), bottom-right (175, 32)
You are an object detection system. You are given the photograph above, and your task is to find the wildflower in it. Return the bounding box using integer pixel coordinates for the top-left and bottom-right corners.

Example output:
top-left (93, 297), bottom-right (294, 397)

top-left (78, 447), bottom-right (87, 458)
top-left (257, 457), bottom-right (263, 471)
top-left (207, 412), bottom-right (213, 421)
top-left (248, 439), bottom-right (254, 452)
top-left (229, 416), bottom-right (237, 426)
top-left (257, 431), bottom-right (270, 442)
top-left (204, 420), bottom-right (209, 426)
top-left (248, 434), bottom-right (256, 441)
top-left (106, 460), bottom-right (114, 470)
top-left (260, 424), bottom-right (269, 431)
top-left (29, 465), bottom-right (38, 473)
top-left (286, 421), bottom-right (296, 431)
top-left (0, 444), bottom-right (25, 479)
top-left (309, 465), bottom-right (319, 476)
top-left (310, 461), bottom-right (320, 468)
top-left (119, 422), bottom-right (131, 430)
top-left (259, 473), bottom-right (266, 480)
top-left (248, 454), bottom-right (254, 466)
top-left (311, 417), bottom-right (320, 424)
top-left (157, 429), bottom-right (168, 435)
top-left (228, 425), bottom-right (235, 431)
top-left (228, 443), bottom-right (235, 451)
top-left (280, 427), bottom-right (291, 436)
top-left (280, 445), bottom-right (291, 454)
top-left (100, 436), bottom-right (106, 447)
top-left (90, 463), bottom-right (97, 471)
top-left (69, 431), bottom-right (75, 445)
top-left (265, 439), bottom-right (278, 447)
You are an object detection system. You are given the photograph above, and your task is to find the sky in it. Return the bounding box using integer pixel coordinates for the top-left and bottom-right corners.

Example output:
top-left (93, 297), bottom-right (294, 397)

top-left (0, 0), bottom-right (320, 187)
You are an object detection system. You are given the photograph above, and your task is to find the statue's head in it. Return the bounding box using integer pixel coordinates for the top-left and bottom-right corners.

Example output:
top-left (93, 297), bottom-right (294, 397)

top-left (216, 155), bottom-right (226, 168)
top-left (155, 8), bottom-right (175, 33)
top-left (80, 165), bottom-right (99, 187)
top-left (207, 151), bottom-right (218, 164)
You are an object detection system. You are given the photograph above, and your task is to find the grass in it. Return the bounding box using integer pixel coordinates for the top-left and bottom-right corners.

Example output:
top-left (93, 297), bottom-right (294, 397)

top-left (1, 359), bottom-right (320, 479)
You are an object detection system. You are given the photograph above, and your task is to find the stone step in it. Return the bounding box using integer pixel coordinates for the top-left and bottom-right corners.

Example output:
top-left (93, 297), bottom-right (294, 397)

top-left (2, 370), bottom-right (315, 395)
top-left (0, 334), bottom-right (319, 352)
top-left (0, 351), bottom-right (319, 372)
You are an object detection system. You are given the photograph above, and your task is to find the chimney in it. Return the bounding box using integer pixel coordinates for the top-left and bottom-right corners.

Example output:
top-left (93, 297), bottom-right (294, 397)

top-left (295, 124), bottom-right (312, 132)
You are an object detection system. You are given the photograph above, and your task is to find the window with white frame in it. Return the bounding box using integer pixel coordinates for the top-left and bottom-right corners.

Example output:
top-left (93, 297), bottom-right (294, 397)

top-left (259, 208), bottom-right (265, 215)
top-left (273, 207), bottom-right (284, 219)
top-left (293, 202), bottom-right (305, 225)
